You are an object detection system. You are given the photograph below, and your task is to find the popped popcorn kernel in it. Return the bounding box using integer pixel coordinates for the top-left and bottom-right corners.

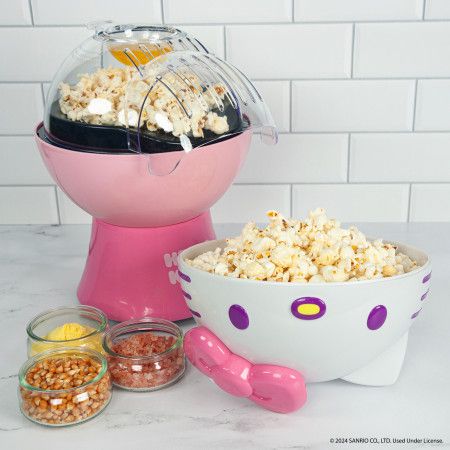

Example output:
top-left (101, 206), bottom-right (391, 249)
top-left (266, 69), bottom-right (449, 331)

top-left (187, 209), bottom-right (420, 283)
top-left (58, 66), bottom-right (229, 138)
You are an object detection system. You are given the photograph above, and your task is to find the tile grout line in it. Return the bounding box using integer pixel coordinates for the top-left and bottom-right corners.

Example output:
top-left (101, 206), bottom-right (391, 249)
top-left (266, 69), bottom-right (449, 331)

top-left (5, 130), bottom-right (450, 138)
top-left (3, 77), bottom-right (450, 84)
top-left (412, 79), bottom-right (419, 131)
top-left (350, 23), bottom-right (356, 77)
top-left (407, 184), bottom-right (412, 222)
top-left (5, 130), bottom-right (450, 139)
top-left (0, 134), bottom-right (44, 137)
top-left (289, 80), bottom-right (293, 132)
top-left (160, 0), bottom-right (165, 24)
top-left (40, 83), bottom-right (46, 106)
top-left (28, 0), bottom-right (34, 26)
top-left (346, 133), bottom-right (351, 182)
top-left (223, 26), bottom-right (227, 59)
top-left (3, 19), bottom-right (450, 27)
top-left (53, 186), bottom-right (61, 225)
top-left (0, 184), bottom-right (58, 188)
top-left (248, 76), bottom-right (450, 81)
top-left (1, 81), bottom-right (53, 84)
top-left (290, 184), bottom-right (293, 217)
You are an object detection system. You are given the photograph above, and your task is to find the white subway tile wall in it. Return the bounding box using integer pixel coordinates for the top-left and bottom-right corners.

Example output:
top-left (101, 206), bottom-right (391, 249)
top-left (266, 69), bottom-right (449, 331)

top-left (425, 0), bottom-right (450, 19)
top-left (226, 24), bottom-right (353, 79)
top-left (0, 27), bottom-right (91, 82)
top-left (350, 133), bottom-right (450, 182)
top-left (164, 0), bottom-right (292, 24)
top-left (415, 80), bottom-right (450, 131)
top-left (172, 25), bottom-right (225, 58)
top-left (0, 84), bottom-right (43, 134)
top-left (30, 0), bottom-right (162, 25)
top-left (252, 81), bottom-right (291, 132)
top-left (0, 0), bottom-right (32, 25)
top-left (0, 0), bottom-right (449, 224)
top-left (237, 134), bottom-right (348, 183)
top-left (292, 184), bottom-right (410, 223)
top-left (211, 185), bottom-right (291, 223)
top-left (410, 184), bottom-right (450, 222)
top-left (0, 187), bottom-right (58, 225)
top-left (353, 22), bottom-right (450, 77)
top-left (56, 189), bottom-right (91, 225)
top-left (294, 0), bottom-right (423, 22)
top-left (0, 137), bottom-right (53, 184)
top-left (292, 80), bottom-right (415, 131)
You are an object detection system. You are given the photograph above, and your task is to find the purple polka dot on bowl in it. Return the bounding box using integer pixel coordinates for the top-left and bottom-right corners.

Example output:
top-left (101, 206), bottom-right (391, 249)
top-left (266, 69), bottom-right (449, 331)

top-left (178, 271), bottom-right (191, 283)
top-left (422, 272), bottom-right (432, 283)
top-left (367, 305), bottom-right (387, 330)
top-left (411, 309), bottom-right (422, 319)
top-left (189, 308), bottom-right (201, 318)
top-left (181, 290), bottom-right (192, 300)
top-left (228, 304), bottom-right (249, 330)
top-left (291, 297), bottom-right (326, 320)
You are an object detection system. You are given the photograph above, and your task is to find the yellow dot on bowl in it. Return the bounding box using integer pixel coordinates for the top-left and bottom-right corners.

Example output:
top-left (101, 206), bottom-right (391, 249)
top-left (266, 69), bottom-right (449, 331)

top-left (297, 303), bottom-right (320, 316)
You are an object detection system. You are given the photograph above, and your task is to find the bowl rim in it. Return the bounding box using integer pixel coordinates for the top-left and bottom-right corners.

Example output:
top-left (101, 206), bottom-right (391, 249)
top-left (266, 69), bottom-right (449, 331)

top-left (179, 238), bottom-right (431, 287)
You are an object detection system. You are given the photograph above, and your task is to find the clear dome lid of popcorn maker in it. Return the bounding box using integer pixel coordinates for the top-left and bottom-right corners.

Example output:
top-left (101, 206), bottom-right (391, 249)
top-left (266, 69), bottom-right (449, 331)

top-left (41, 22), bottom-right (277, 173)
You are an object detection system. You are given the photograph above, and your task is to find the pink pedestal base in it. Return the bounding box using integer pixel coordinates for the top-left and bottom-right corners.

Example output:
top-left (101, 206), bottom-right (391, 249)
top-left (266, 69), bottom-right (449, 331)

top-left (77, 212), bottom-right (215, 322)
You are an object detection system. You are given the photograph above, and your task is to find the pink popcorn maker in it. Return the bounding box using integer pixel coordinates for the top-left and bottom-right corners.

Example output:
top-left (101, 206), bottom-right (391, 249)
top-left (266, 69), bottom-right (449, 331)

top-left (35, 23), bottom-right (277, 321)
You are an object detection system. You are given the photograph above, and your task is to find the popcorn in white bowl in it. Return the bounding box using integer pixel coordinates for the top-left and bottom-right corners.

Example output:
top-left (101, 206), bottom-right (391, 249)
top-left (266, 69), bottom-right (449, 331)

top-left (186, 208), bottom-right (419, 283)
top-left (179, 211), bottom-right (431, 387)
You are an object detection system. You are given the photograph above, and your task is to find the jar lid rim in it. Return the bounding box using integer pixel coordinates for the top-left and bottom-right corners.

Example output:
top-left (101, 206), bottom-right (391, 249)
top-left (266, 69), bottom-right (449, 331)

top-left (18, 346), bottom-right (108, 393)
top-left (102, 317), bottom-right (183, 362)
top-left (26, 305), bottom-right (108, 343)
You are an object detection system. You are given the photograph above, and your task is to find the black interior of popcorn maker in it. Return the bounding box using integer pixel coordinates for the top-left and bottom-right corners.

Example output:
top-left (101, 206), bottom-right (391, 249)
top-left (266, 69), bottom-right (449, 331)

top-left (41, 100), bottom-right (247, 155)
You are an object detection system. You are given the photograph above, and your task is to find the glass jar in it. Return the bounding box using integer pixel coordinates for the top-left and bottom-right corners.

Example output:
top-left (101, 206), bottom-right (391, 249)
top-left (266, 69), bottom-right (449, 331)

top-left (26, 305), bottom-right (108, 357)
top-left (18, 347), bottom-right (112, 427)
top-left (102, 318), bottom-right (185, 391)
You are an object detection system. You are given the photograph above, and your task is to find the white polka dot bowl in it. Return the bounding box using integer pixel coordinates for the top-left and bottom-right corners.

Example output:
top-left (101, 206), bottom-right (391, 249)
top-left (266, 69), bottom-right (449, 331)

top-left (178, 239), bottom-right (431, 413)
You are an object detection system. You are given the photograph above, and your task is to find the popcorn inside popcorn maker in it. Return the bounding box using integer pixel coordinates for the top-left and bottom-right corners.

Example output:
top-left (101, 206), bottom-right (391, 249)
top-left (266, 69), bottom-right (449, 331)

top-left (35, 23), bottom-right (277, 321)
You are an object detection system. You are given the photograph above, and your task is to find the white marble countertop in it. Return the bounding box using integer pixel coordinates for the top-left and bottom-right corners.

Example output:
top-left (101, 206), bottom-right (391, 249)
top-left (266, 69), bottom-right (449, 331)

top-left (1, 223), bottom-right (449, 450)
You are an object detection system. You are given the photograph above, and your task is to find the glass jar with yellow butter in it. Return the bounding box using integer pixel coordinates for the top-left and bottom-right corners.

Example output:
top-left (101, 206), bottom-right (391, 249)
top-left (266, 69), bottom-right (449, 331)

top-left (26, 306), bottom-right (108, 357)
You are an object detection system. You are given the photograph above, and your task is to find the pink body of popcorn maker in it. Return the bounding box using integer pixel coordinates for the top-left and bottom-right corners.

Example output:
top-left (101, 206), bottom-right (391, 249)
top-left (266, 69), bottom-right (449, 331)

top-left (35, 23), bottom-right (277, 321)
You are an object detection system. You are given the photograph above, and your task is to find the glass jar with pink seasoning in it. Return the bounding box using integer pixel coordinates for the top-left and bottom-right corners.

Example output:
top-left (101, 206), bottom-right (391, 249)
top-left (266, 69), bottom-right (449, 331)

top-left (102, 318), bottom-right (185, 391)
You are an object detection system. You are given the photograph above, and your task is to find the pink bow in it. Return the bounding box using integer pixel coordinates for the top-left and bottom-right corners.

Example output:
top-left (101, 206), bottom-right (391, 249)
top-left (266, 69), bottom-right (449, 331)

top-left (184, 327), bottom-right (307, 413)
